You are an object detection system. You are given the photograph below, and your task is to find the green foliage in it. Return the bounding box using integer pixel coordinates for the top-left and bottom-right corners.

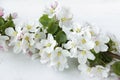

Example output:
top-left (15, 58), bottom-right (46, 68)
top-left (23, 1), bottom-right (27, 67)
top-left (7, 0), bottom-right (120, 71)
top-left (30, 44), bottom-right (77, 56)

top-left (0, 15), bottom-right (15, 35)
top-left (47, 21), bottom-right (59, 35)
top-left (39, 14), bottom-right (53, 28)
top-left (39, 14), bottom-right (67, 45)
top-left (107, 39), bottom-right (117, 52)
top-left (55, 31), bottom-right (67, 45)
top-left (0, 17), bottom-right (5, 26)
top-left (89, 50), bottom-right (113, 67)
top-left (112, 61), bottom-right (120, 76)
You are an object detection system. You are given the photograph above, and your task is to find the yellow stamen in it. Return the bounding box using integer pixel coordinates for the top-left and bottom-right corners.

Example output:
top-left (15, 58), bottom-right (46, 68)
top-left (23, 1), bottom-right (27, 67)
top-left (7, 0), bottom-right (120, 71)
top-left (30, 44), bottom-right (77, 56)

top-left (35, 34), bottom-right (41, 38)
top-left (61, 17), bottom-right (67, 22)
top-left (90, 31), bottom-right (94, 36)
top-left (27, 25), bottom-right (32, 30)
top-left (13, 31), bottom-right (18, 36)
top-left (57, 61), bottom-right (61, 66)
top-left (81, 50), bottom-right (86, 55)
top-left (50, 9), bottom-right (54, 14)
top-left (81, 38), bottom-right (86, 44)
top-left (46, 43), bottom-right (52, 47)
top-left (75, 28), bottom-right (81, 33)
top-left (95, 41), bottom-right (100, 46)
top-left (57, 51), bottom-right (62, 57)
top-left (25, 36), bottom-right (29, 41)
top-left (97, 67), bottom-right (102, 72)
top-left (87, 67), bottom-right (91, 72)
top-left (47, 53), bottom-right (51, 58)
top-left (17, 42), bottom-right (21, 47)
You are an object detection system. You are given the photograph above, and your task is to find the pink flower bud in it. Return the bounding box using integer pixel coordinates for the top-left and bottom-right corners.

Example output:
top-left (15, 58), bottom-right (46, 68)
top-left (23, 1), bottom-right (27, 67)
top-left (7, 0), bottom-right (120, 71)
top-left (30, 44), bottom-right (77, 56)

top-left (0, 7), bottom-right (4, 17)
top-left (51, 1), bottom-right (58, 10)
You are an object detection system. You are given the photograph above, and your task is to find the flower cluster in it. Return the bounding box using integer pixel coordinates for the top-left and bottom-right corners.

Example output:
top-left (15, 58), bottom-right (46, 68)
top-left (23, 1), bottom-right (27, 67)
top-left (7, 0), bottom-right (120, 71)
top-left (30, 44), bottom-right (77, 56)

top-left (0, 2), bottom-right (120, 80)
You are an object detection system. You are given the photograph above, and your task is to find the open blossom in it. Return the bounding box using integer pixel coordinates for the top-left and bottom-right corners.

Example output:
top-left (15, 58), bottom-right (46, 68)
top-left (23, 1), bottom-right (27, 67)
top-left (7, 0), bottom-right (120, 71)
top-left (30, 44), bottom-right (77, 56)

top-left (64, 39), bottom-right (78, 58)
top-left (50, 47), bottom-right (70, 71)
top-left (36, 34), bottom-right (57, 53)
top-left (78, 64), bottom-right (92, 75)
top-left (90, 65), bottom-right (110, 78)
top-left (0, 7), bottom-right (4, 16)
top-left (56, 7), bottom-right (73, 28)
top-left (93, 34), bottom-right (110, 53)
top-left (0, 34), bottom-right (9, 51)
top-left (78, 49), bottom-right (95, 64)
top-left (85, 23), bottom-right (100, 37)
top-left (21, 32), bottom-right (35, 53)
top-left (77, 31), bottom-right (95, 50)
top-left (39, 49), bottom-right (52, 64)
top-left (78, 64), bottom-right (110, 79)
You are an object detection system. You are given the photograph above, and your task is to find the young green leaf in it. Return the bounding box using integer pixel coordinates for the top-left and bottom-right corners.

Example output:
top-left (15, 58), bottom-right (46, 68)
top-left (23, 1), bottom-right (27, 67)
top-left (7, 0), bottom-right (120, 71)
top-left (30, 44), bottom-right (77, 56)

top-left (39, 14), bottom-right (52, 28)
top-left (47, 21), bottom-right (59, 35)
top-left (112, 61), bottom-right (120, 76)
top-left (55, 31), bottom-right (67, 44)
top-left (0, 17), bottom-right (4, 26)
top-left (89, 51), bottom-right (113, 67)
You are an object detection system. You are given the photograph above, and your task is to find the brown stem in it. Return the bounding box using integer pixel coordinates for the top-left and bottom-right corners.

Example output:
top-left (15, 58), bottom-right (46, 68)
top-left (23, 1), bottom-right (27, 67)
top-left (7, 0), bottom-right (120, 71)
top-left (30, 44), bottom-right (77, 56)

top-left (104, 52), bottom-right (120, 60)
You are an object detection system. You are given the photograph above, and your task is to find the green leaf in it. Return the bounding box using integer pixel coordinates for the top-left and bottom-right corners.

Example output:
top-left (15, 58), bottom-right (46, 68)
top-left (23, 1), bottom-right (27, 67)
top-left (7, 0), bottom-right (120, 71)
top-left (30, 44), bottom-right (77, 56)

top-left (89, 51), bottom-right (113, 67)
top-left (0, 20), bottom-right (15, 35)
top-left (55, 31), bottom-right (67, 44)
top-left (47, 21), bottom-right (59, 35)
top-left (0, 17), bottom-right (4, 26)
top-left (39, 14), bottom-right (52, 28)
top-left (112, 61), bottom-right (120, 76)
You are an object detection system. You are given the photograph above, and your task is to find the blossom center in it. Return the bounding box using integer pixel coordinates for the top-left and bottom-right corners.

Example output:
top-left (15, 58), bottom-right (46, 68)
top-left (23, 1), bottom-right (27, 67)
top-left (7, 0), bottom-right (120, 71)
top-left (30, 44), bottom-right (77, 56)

top-left (27, 25), bottom-right (32, 30)
top-left (57, 51), bottom-right (62, 57)
top-left (35, 34), bottom-right (41, 38)
top-left (13, 31), bottom-right (18, 36)
top-left (75, 28), bottom-right (81, 33)
top-left (61, 17), bottom-right (67, 22)
top-left (25, 36), bottom-right (29, 41)
top-left (47, 53), bottom-right (51, 58)
top-left (95, 41), bottom-right (100, 46)
top-left (81, 50), bottom-right (86, 55)
top-left (46, 43), bottom-right (52, 47)
top-left (81, 38), bottom-right (86, 44)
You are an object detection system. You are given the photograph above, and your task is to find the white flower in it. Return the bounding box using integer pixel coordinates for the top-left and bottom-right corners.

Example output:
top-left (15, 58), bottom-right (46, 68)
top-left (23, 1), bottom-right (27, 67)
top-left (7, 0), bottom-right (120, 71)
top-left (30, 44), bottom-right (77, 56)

top-left (36, 34), bottom-right (57, 53)
top-left (34, 29), bottom-right (46, 42)
top-left (85, 23), bottom-right (100, 37)
top-left (64, 39), bottom-right (78, 57)
top-left (5, 27), bottom-right (22, 46)
top-left (56, 7), bottom-right (73, 28)
top-left (94, 34), bottom-right (110, 53)
top-left (78, 64), bottom-right (92, 75)
top-left (5, 27), bottom-right (19, 37)
top-left (77, 31), bottom-right (95, 50)
top-left (78, 49), bottom-right (95, 64)
top-left (13, 41), bottom-right (22, 53)
top-left (50, 47), bottom-right (70, 71)
top-left (21, 32), bottom-right (35, 53)
top-left (44, 1), bottom-right (58, 18)
top-left (22, 24), bottom-right (37, 33)
top-left (0, 34), bottom-right (9, 51)
top-left (39, 49), bottom-right (51, 64)
top-left (90, 65), bottom-right (110, 78)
